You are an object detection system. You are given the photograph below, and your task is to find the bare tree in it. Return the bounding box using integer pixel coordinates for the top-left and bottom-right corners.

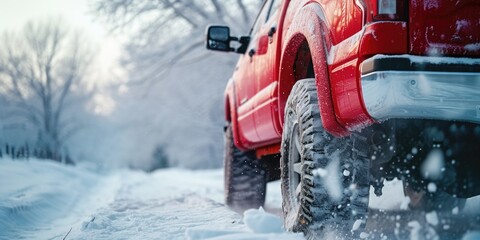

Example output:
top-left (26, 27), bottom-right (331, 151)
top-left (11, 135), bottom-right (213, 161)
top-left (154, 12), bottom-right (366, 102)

top-left (90, 0), bottom-right (261, 169)
top-left (93, 0), bottom-right (261, 84)
top-left (0, 19), bottom-right (92, 160)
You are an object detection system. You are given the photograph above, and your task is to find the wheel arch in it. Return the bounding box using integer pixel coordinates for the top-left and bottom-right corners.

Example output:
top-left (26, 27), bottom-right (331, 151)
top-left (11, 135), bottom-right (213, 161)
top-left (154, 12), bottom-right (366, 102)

top-left (224, 93), bottom-right (232, 123)
top-left (224, 78), bottom-right (248, 150)
top-left (278, 3), bottom-right (348, 137)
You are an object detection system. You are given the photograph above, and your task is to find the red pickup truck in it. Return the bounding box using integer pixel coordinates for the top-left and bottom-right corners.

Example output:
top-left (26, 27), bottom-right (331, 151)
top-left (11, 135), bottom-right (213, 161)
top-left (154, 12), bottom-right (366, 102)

top-left (206, 0), bottom-right (480, 237)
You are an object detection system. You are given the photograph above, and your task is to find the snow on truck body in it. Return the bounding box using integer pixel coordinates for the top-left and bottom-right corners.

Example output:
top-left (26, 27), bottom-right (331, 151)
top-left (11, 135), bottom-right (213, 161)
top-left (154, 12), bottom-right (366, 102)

top-left (206, 0), bottom-right (480, 238)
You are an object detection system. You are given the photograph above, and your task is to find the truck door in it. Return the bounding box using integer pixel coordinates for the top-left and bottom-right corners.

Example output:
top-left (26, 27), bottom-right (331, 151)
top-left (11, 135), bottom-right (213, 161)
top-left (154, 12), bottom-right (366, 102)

top-left (251, 0), bottom-right (283, 145)
top-left (236, 1), bottom-right (272, 145)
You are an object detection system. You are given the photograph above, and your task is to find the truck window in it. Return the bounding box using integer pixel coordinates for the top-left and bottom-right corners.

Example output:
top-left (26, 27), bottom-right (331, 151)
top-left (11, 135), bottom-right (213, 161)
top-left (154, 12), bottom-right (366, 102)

top-left (266, 0), bottom-right (282, 21)
top-left (250, 1), bottom-right (271, 36)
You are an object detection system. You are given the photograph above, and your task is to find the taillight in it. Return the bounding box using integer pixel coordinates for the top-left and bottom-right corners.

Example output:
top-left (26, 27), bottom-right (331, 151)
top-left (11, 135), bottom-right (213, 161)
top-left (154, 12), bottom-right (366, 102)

top-left (372, 0), bottom-right (406, 21)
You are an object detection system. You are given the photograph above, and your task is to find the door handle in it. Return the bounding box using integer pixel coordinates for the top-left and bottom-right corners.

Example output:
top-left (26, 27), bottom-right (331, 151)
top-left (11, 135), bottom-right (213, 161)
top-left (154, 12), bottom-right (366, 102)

top-left (248, 49), bottom-right (256, 57)
top-left (268, 27), bottom-right (276, 37)
top-left (268, 27), bottom-right (276, 44)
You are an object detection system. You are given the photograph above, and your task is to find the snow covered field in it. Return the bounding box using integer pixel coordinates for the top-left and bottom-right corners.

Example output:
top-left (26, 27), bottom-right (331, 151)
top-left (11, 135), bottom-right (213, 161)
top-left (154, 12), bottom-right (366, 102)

top-left (0, 158), bottom-right (479, 240)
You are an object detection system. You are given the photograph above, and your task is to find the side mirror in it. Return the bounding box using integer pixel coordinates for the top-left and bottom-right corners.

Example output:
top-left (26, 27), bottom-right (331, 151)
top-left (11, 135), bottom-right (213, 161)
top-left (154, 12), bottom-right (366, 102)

top-left (206, 25), bottom-right (233, 52)
top-left (206, 25), bottom-right (250, 54)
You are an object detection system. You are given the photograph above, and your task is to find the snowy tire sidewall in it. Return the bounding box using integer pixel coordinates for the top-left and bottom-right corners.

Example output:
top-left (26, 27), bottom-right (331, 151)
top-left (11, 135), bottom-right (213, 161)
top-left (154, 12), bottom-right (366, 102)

top-left (224, 124), bottom-right (267, 211)
top-left (280, 79), bottom-right (371, 238)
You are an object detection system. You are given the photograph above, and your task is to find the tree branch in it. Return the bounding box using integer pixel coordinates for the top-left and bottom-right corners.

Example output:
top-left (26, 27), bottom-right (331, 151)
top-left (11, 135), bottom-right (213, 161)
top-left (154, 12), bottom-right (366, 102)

top-left (162, 0), bottom-right (199, 29)
top-left (237, 0), bottom-right (252, 28)
top-left (209, 0), bottom-right (226, 21)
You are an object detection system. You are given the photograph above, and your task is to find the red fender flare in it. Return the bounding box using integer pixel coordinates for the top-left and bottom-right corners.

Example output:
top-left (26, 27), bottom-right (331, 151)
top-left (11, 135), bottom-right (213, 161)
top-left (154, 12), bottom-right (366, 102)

top-left (278, 3), bottom-right (348, 137)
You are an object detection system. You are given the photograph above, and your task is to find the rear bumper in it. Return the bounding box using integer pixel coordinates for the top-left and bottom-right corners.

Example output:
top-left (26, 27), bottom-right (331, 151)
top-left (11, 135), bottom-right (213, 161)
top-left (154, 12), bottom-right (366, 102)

top-left (360, 55), bottom-right (480, 124)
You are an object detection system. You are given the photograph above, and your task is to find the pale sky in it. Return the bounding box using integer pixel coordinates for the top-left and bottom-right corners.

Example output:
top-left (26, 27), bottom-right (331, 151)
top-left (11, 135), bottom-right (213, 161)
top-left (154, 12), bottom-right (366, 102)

top-left (0, 0), bottom-right (126, 115)
top-left (0, 0), bottom-right (125, 81)
top-left (0, 0), bottom-right (112, 44)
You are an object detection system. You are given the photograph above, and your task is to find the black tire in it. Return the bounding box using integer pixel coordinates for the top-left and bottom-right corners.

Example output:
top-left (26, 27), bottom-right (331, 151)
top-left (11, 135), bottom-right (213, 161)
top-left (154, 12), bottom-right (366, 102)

top-left (224, 124), bottom-right (267, 211)
top-left (281, 79), bottom-right (371, 239)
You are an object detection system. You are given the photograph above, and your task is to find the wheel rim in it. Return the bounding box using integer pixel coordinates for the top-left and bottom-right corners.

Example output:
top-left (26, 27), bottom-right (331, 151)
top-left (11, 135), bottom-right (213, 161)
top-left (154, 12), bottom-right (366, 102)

top-left (288, 122), bottom-right (303, 212)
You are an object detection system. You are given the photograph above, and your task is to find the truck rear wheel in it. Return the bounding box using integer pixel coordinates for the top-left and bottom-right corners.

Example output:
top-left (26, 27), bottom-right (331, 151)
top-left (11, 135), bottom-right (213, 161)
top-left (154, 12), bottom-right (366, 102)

top-left (281, 79), bottom-right (371, 238)
top-left (224, 124), bottom-right (267, 211)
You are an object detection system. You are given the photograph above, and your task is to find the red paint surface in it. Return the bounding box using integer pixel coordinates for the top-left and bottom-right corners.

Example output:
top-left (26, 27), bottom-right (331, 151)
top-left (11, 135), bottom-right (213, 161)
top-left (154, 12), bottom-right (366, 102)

top-left (224, 0), bottom-right (480, 152)
top-left (409, 0), bottom-right (480, 56)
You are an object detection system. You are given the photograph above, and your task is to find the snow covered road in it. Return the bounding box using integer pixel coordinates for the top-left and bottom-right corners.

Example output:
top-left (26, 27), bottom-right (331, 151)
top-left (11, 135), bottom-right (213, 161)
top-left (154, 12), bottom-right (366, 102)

top-left (75, 169), bottom-right (300, 240)
top-left (1, 158), bottom-right (479, 240)
top-left (0, 159), bottom-right (302, 240)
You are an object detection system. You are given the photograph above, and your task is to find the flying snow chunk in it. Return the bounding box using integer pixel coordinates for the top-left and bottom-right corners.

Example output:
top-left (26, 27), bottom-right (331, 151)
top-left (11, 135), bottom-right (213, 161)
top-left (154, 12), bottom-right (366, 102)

top-left (411, 147), bottom-right (418, 155)
top-left (408, 221), bottom-right (423, 240)
top-left (462, 231), bottom-right (480, 240)
top-left (400, 196), bottom-right (411, 210)
top-left (421, 149), bottom-right (445, 180)
top-left (452, 206), bottom-right (459, 215)
top-left (351, 219), bottom-right (364, 232)
top-left (312, 168), bottom-right (328, 178)
top-left (427, 182), bottom-right (437, 193)
top-left (360, 232), bottom-right (370, 239)
top-left (426, 211), bottom-right (439, 226)
top-left (243, 207), bottom-right (283, 233)
top-left (313, 155), bottom-right (342, 202)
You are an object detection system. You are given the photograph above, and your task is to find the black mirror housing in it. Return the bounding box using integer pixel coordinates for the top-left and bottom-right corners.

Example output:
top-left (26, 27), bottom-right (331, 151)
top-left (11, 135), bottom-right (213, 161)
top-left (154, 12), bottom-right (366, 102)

top-left (236, 36), bottom-right (250, 54)
top-left (206, 25), bottom-right (233, 52)
top-left (206, 25), bottom-right (250, 54)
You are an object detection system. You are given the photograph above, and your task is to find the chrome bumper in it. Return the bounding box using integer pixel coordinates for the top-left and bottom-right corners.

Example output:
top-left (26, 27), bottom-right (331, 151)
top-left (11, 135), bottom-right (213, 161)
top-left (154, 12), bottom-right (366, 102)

top-left (360, 55), bottom-right (480, 124)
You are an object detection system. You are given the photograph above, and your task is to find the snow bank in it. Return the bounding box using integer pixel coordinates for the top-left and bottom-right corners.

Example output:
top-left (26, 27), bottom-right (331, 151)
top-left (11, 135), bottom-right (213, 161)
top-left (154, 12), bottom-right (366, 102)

top-left (0, 158), bottom-right (118, 239)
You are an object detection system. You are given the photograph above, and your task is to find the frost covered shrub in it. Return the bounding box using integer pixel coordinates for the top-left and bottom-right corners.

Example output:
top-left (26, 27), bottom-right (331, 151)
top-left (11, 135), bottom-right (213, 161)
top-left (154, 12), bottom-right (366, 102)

top-left (149, 145), bottom-right (170, 171)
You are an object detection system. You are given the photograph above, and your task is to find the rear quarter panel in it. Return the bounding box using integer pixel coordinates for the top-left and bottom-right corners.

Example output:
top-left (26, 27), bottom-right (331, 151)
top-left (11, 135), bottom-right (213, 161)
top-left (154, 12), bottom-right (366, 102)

top-left (279, 0), bottom-right (372, 136)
